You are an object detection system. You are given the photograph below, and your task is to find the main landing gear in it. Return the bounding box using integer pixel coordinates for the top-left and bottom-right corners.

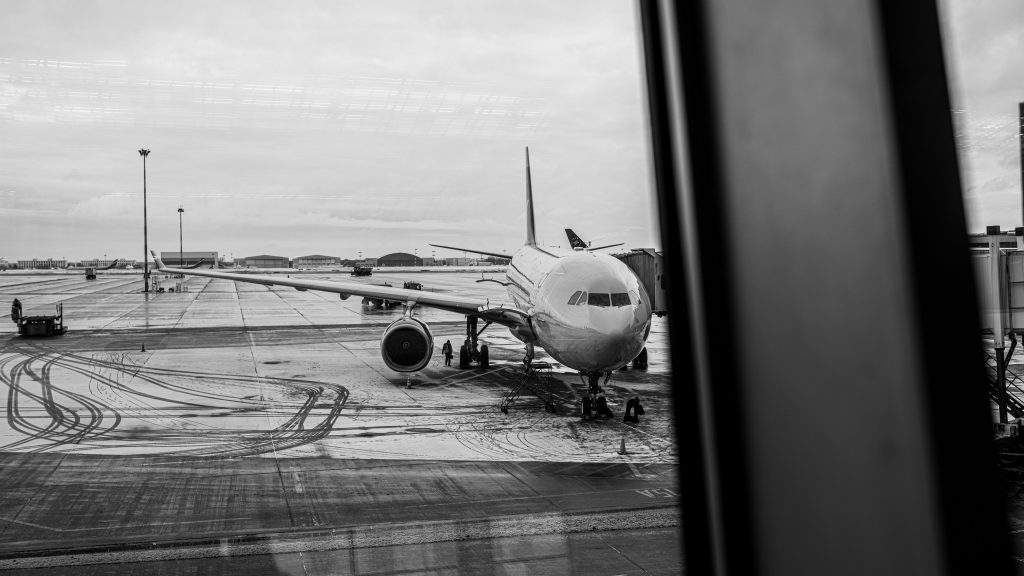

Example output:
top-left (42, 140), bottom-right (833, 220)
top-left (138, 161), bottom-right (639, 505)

top-left (458, 316), bottom-right (491, 369)
top-left (579, 371), bottom-right (614, 420)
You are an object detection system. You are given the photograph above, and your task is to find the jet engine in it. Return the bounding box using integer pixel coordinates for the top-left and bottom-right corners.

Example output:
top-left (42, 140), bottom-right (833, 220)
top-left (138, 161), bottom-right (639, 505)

top-left (380, 317), bottom-right (434, 372)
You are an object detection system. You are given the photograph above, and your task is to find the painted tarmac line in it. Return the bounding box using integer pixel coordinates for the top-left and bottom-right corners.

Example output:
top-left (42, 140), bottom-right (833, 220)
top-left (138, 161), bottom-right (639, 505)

top-left (0, 507), bottom-right (680, 570)
top-left (0, 516), bottom-right (255, 533)
top-left (370, 486), bottom-right (680, 512)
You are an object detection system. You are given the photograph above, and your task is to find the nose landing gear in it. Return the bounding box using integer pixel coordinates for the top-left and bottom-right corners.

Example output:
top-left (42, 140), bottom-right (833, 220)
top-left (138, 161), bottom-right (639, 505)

top-left (580, 371), bottom-right (614, 420)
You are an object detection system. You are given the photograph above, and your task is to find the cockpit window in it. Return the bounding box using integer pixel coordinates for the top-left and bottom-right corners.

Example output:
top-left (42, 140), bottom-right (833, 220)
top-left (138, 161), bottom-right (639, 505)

top-left (567, 290), bottom-right (583, 305)
top-left (577, 291), bottom-right (588, 305)
top-left (629, 290), bottom-right (640, 305)
top-left (610, 292), bottom-right (631, 307)
top-left (587, 292), bottom-right (611, 307)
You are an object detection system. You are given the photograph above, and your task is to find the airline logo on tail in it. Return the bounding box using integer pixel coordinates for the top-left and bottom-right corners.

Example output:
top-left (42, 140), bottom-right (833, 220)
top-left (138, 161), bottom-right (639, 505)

top-left (566, 229), bottom-right (588, 250)
top-left (564, 229), bottom-right (624, 252)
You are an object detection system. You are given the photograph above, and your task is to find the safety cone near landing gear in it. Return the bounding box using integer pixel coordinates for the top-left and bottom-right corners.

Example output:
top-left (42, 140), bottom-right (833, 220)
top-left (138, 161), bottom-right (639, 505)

top-left (141, 342), bottom-right (146, 352)
top-left (618, 436), bottom-right (627, 455)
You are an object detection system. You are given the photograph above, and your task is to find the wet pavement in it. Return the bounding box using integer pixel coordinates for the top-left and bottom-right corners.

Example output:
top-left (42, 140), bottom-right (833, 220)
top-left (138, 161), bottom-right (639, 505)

top-left (0, 271), bottom-right (680, 574)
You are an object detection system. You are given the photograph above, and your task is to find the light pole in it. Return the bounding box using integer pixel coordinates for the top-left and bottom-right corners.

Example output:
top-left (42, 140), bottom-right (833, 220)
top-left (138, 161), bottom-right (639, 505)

top-left (139, 149), bottom-right (150, 292)
top-left (178, 205), bottom-right (184, 267)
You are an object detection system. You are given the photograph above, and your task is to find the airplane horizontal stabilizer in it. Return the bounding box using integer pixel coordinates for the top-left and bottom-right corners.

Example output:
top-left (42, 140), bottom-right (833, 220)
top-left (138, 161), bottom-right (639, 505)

top-left (428, 244), bottom-right (511, 260)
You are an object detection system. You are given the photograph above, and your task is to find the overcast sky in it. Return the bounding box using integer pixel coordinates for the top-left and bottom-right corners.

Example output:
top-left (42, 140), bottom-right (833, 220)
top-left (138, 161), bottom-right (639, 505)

top-left (0, 0), bottom-right (654, 262)
top-left (940, 0), bottom-right (1024, 231)
top-left (2, 2), bottom-right (1017, 263)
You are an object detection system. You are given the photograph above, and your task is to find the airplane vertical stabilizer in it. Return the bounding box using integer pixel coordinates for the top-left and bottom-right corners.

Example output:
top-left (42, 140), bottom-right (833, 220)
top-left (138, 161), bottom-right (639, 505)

top-left (525, 147), bottom-right (537, 246)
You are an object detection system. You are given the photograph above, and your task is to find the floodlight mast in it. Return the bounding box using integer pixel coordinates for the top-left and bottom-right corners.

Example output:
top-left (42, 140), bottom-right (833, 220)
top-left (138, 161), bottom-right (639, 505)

top-left (139, 148), bottom-right (151, 293)
top-left (178, 205), bottom-right (184, 269)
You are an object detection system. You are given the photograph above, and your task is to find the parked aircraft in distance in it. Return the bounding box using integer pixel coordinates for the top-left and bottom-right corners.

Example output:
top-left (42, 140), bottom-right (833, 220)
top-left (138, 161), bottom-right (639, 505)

top-left (564, 228), bottom-right (624, 251)
top-left (153, 148), bottom-right (652, 418)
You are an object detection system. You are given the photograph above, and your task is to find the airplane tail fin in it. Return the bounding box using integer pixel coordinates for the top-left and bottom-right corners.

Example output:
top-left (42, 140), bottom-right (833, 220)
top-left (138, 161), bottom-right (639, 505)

top-left (564, 228), bottom-right (624, 252)
top-left (565, 229), bottom-right (587, 250)
top-left (150, 250), bottom-right (166, 270)
top-left (525, 147), bottom-right (537, 247)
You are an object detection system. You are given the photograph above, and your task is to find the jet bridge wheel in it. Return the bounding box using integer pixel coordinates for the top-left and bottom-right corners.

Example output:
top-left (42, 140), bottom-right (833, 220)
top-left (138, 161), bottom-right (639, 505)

top-left (480, 344), bottom-right (489, 368)
top-left (459, 345), bottom-right (469, 369)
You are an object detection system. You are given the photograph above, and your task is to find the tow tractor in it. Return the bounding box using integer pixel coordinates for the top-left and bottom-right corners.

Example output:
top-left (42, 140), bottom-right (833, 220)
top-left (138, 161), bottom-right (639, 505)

top-left (10, 298), bottom-right (67, 337)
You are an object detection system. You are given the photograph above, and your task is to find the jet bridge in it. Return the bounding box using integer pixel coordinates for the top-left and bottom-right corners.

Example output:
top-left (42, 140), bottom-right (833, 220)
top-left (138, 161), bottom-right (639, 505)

top-left (974, 226), bottom-right (1024, 426)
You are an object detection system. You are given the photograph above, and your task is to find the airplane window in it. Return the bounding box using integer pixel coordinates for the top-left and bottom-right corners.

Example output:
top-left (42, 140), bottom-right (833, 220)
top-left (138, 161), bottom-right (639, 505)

top-left (611, 292), bottom-right (631, 307)
top-left (568, 290), bottom-right (583, 305)
top-left (588, 292), bottom-right (612, 307)
top-left (577, 290), bottom-right (589, 305)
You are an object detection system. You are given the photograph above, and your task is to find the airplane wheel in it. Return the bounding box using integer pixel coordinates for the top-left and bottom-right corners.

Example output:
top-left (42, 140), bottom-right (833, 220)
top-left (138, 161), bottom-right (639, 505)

top-left (480, 345), bottom-right (489, 368)
top-left (459, 345), bottom-right (469, 369)
top-left (596, 396), bottom-right (613, 419)
top-left (632, 347), bottom-right (649, 369)
top-left (581, 397), bottom-right (593, 419)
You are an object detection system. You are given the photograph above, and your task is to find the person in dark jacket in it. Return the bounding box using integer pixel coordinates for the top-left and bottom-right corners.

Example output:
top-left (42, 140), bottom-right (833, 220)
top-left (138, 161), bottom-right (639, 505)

top-left (442, 339), bottom-right (454, 366)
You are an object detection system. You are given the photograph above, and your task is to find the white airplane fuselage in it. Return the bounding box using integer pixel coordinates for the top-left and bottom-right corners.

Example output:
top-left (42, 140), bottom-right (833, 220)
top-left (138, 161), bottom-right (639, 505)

top-left (503, 245), bottom-right (652, 373)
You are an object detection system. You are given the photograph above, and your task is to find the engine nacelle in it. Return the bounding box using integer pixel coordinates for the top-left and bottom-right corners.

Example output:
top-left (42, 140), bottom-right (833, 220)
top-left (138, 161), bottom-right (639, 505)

top-left (380, 317), bottom-right (434, 372)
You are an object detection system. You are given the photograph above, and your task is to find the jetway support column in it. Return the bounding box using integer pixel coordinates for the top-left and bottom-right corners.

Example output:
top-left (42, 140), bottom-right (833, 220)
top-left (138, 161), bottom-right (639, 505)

top-left (998, 348), bottom-right (1008, 423)
top-left (989, 225), bottom-right (1008, 423)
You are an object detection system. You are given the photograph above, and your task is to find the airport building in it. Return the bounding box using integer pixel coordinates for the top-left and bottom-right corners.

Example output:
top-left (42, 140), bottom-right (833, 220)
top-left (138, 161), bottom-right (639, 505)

top-left (378, 252), bottom-right (422, 267)
top-left (160, 251), bottom-right (219, 268)
top-left (77, 258), bottom-right (137, 269)
top-left (445, 257), bottom-right (474, 266)
top-left (240, 254), bottom-right (290, 268)
top-left (293, 254), bottom-right (341, 267)
top-left (16, 258), bottom-right (67, 269)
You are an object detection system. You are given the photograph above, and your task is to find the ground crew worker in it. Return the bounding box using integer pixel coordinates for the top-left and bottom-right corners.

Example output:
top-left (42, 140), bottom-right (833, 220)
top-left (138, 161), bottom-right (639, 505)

top-left (442, 339), bottom-right (454, 366)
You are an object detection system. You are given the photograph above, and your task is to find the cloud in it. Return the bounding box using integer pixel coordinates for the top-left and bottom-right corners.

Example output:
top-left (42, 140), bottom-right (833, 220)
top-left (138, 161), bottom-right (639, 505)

top-left (0, 0), bottom-right (660, 260)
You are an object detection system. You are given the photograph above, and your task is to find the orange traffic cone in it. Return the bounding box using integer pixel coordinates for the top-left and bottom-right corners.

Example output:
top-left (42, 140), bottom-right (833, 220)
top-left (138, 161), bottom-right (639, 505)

top-left (618, 437), bottom-right (627, 455)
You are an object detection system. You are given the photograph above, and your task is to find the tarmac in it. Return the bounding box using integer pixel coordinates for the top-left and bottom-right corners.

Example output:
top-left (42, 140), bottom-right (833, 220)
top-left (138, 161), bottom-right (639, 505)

top-left (0, 270), bottom-right (681, 575)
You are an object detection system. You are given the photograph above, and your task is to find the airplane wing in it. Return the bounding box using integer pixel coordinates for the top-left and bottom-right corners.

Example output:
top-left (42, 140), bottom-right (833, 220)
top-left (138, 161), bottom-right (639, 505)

top-left (100, 259), bottom-right (120, 270)
top-left (151, 251), bottom-right (532, 331)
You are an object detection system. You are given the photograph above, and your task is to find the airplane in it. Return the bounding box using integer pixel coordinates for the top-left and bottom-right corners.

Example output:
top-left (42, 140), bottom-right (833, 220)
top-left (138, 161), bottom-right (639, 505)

top-left (151, 147), bottom-right (653, 418)
top-left (564, 228), bottom-right (624, 251)
top-left (85, 259), bottom-right (120, 279)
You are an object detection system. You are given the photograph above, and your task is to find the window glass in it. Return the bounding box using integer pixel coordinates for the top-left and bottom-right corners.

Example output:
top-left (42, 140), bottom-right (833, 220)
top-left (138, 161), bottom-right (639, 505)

top-left (629, 290), bottom-right (640, 305)
top-left (939, 1), bottom-right (1024, 560)
top-left (0, 1), bottom-right (676, 573)
top-left (611, 292), bottom-right (631, 307)
top-left (588, 292), bottom-right (611, 307)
